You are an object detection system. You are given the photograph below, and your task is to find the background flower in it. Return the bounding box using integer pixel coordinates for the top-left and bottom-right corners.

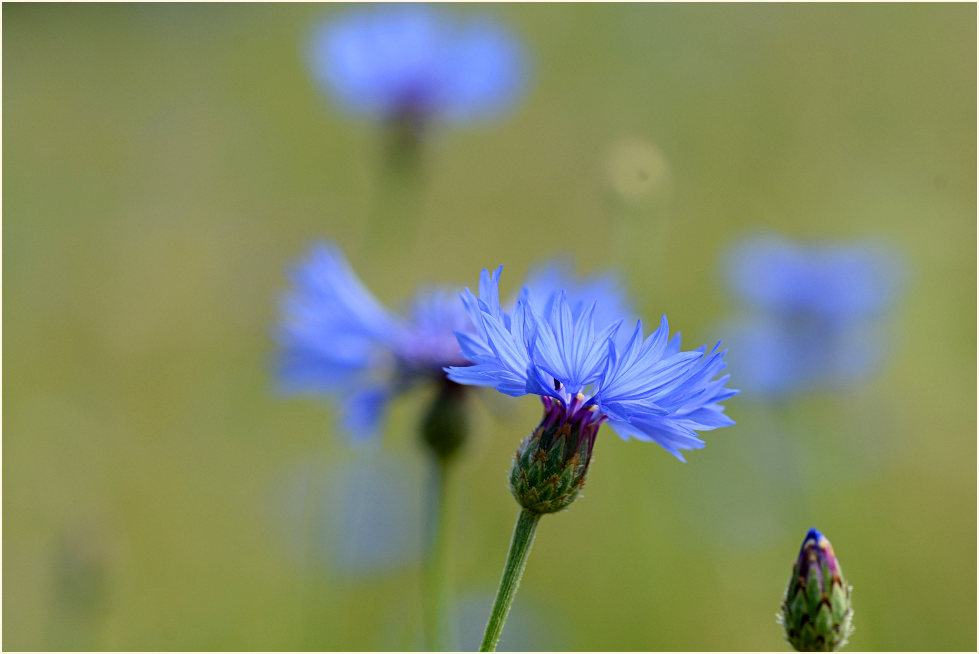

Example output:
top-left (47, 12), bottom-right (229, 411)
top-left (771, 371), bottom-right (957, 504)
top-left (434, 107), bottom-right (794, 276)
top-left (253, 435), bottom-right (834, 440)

top-left (309, 4), bottom-right (527, 126)
top-left (721, 234), bottom-right (905, 397)
top-left (277, 242), bottom-right (466, 438)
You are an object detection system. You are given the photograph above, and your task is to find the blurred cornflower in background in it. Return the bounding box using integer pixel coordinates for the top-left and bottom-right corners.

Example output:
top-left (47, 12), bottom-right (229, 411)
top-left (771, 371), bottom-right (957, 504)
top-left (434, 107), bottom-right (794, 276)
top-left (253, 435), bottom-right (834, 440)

top-left (276, 241), bottom-right (463, 441)
top-left (447, 266), bottom-right (736, 650)
top-left (309, 4), bottom-right (527, 136)
top-left (722, 234), bottom-right (904, 398)
top-left (272, 455), bottom-right (425, 576)
top-left (276, 240), bottom-right (472, 650)
top-left (306, 5), bottom-right (529, 271)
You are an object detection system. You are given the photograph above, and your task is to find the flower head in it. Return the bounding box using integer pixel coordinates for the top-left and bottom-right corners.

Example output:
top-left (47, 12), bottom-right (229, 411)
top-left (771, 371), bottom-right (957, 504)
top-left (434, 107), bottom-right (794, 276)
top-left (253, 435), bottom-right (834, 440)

top-left (726, 235), bottom-right (902, 324)
top-left (276, 246), bottom-right (629, 448)
top-left (278, 242), bottom-right (474, 441)
top-left (446, 267), bottom-right (737, 462)
top-left (778, 528), bottom-right (854, 652)
top-left (309, 5), bottom-right (526, 128)
top-left (723, 234), bottom-right (904, 397)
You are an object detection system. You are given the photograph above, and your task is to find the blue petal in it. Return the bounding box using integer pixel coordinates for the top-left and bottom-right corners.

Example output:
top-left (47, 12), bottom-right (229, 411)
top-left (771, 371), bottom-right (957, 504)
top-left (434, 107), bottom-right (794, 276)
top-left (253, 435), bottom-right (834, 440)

top-left (596, 320), bottom-right (736, 458)
top-left (276, 242), bottom-right (401, 396)
top-left (341, 386), bottom-right (392, 441)
top-left (606, 417), bottom-right (706, 462)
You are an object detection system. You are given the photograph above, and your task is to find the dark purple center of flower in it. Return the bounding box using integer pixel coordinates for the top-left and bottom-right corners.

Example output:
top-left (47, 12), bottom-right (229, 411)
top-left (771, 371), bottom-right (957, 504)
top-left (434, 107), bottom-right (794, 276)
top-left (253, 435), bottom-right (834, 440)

top-left (538, 394), bottom-right (606, 464)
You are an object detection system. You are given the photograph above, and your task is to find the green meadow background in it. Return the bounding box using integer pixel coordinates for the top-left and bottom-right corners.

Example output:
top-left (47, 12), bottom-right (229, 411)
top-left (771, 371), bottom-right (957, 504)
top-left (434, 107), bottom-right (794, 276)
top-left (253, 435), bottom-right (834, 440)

top-left (4, 3), bottom-right (975, 651)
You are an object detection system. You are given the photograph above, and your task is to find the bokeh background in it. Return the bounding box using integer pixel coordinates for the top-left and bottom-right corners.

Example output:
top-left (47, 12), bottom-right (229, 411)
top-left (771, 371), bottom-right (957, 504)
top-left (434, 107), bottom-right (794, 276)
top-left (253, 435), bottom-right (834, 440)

top-left (3, 3), bottom-right (975, 651)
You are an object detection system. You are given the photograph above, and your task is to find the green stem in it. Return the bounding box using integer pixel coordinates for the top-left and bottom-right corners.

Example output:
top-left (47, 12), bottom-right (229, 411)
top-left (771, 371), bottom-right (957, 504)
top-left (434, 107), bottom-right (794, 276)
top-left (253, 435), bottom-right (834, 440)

top-left (423, 457), bottom-right (455, 651)
top-left (358, 122), bottom-right (425, 274)
top-left (479, 509), bottom-right (542, 652)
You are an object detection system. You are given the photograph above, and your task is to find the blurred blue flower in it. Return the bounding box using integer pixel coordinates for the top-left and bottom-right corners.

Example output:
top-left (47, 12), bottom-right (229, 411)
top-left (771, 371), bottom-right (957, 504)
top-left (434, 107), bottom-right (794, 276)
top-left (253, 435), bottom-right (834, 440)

top-left (446, 267), bottom-right (737, 460)
top-left (277, 242), bottom-right (464, 438)
top-left (272, 455), bottom-right (425, 576)
top-left (276, 243), bottom-right (628, 441)
top-left (725, 235), bottom-right (902, 324)
top-left (520, 259), bottom-right (633, 338)
top-left (723, 234), bottom-right (904, 397)
top-left (309, 5), bottom-right (526, 127)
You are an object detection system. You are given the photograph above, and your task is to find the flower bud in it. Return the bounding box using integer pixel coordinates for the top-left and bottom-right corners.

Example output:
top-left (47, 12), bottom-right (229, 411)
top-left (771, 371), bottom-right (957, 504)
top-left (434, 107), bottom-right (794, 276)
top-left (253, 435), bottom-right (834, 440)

top-left (509, 395), bottom-right (602, 514)
top-left (421, 381), bottom-right (469, 462)
top-left (778, 528), bottom-right (854, 652)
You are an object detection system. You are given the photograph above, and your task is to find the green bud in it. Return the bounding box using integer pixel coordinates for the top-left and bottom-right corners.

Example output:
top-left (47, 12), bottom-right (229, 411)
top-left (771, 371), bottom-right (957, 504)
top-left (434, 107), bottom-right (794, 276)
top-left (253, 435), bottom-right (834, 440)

top-left (778, 528), bottom-right (854, 652)
top-left (509, 395), bottom-right (602, 515)
top-left (420, 381), bottom-right (469, 462)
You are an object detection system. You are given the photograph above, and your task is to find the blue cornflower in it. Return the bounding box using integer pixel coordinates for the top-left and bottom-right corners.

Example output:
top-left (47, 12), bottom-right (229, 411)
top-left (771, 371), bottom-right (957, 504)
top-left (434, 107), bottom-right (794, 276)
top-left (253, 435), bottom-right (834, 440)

top-left (723, 234), bottom-right (904, 397)
top-left (725, 235), bottom-right (902, 325)
top-left (446, 267), bottom-right (737, 462)
top-left (276, 244), bottom-right (629, 444)
top-left (277, 242), bottom-right (466, 439)
top-left (455, 270), bottom-right (735, 649)
top-left (309, 5), bottom-right (526, 128)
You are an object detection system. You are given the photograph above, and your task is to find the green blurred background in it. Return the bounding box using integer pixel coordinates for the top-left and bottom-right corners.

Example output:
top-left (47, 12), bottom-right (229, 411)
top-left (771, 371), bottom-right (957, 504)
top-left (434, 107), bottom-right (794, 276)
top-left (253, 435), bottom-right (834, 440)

top-left (3, 3), bottom-right (975, 651)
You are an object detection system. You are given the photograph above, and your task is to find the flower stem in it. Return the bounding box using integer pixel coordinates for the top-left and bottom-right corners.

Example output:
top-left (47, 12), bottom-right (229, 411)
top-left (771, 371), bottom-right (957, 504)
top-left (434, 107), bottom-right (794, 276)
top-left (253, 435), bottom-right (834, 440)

top-left (423, 457), bottom-right (455, 651)
top-left (359, 121), bottom-right (425, 273)
top-left (479, 509), bottom-right (542, 652)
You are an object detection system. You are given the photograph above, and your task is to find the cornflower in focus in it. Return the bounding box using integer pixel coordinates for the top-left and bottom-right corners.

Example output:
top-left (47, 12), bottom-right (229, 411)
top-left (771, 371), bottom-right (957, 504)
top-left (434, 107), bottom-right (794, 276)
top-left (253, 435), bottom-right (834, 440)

top-left (448, 266), bottom-right (737, 467)
top-left (778, 528), bottom-right (854, 652)
top-left (446, 267), bottom-right (736, 650)
top-left (309, 5), bottom-right (526, 137)
top-left (723, 234), bottom-right (904, 398)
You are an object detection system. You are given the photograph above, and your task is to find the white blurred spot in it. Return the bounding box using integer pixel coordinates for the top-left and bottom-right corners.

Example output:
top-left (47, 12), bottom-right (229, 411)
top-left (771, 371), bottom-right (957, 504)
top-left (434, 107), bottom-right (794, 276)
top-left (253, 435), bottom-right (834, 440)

top-left (603, 137), bottom-right (672, 202)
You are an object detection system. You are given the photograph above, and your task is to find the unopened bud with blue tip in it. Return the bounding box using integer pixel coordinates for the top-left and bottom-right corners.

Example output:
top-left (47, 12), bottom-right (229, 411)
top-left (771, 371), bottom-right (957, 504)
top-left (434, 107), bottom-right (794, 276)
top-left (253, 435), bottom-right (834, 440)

top-left (778, 528), bottom-right (854, 652)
